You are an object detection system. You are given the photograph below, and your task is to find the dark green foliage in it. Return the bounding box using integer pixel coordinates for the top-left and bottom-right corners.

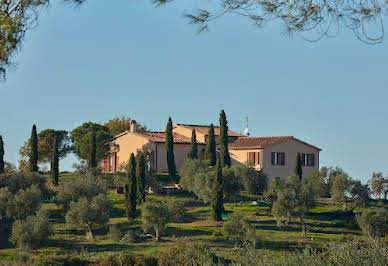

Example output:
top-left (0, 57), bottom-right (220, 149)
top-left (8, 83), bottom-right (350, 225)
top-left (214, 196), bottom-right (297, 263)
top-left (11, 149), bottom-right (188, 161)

top-left (233, 164), bottom-right (267, 195)
top-left (29, 124), bottom-right (38, 172)
top-left (158, 238), bottom-right (219, 265)
top-left (10, 209), bottom-right (52, 250)
top-left (0, 172), bottom-right (49, 197)
top-left (0, 135), bottom-right (4, 174)
top-left (219, 110), bottom-right (231, 167)
top-left (104, 116), bottom-right (148, 135)
top-left (70, 122), bottom-right (112, 166)
top-left (357, 209), bottom-right (388, 238)
top-left (6, 185), bottom-right (42, 220)
top-left (264, 177), bottom-right (284, 208)
top-left (136, 152), bottom-right (146, 204)
top-left (51, 134), bottom-right (59, 185)
top-left (188, 129), bottom-right (198, 159)
top-left (271, 175), bottom-right (316, 237)
top-left (141, 200), bottom-right (169, 240)
top-left (205, 124), bottom-right (216, 166)
top-left (125, 153), bottom-right (137, 218)
top-left (222, 212), bottom-right (256, 245)
top-left (38, 129), bottom-right (72, 173)
top-left (90, 127), bottom-right (97, 168)
top-left (65, 194), bottom-right (112, 240)
top-left (167, 198), bottom-right (187, 222)
top-left (165, 117), bottom-right (176, 180)
top-left (56, 172), bottom-right (106, 211)
top-left (97, 252), bottom-right (158, 266)
top-left (294, 152), bottom-right (302, 179)
top-left (211, 160), bottom-right (224, 221)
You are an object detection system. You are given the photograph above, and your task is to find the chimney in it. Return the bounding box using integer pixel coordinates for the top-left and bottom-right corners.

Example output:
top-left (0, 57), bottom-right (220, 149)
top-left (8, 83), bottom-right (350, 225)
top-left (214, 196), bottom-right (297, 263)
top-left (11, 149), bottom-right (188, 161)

top-left (130, 120), bottom-right (137, 133)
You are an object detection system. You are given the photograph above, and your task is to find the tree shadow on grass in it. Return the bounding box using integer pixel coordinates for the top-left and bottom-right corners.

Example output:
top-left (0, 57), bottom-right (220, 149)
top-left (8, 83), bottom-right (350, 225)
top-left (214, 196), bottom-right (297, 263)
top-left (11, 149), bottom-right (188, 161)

top-left (164, 226), bottom-right (213, 238)
top-left (110, 207), bottom-right (126, 219)
top-left (250, 220), bottom-right (358, 235)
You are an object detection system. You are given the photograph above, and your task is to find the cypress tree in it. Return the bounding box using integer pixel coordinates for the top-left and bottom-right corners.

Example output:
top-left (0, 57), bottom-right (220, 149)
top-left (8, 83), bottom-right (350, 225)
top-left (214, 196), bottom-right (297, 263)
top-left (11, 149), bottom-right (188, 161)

top-left (188, 129), bottom-right (198, 159)
top-left (90, 127), bottom-right (97, 168)
top-left (295, 152), bottom-right (303, 179)
top-left (136, 152), bottom-right (146, 204)
top-left (165, 117), bottom-right (176, 181)
top-left (51, 133), bottom-right (59, 185)
top-left (219, 110), bottom-right (231, 167)
top-left (29, 124), bottom-right (38, 172)
top-left (125, 153), bottom-right (137, 218)
top-left (205, 124), bottom-right (216, 166)
top-left (0, 135), bottom-right (4, 174)
top-left (211, 159), bottom-right (224, 221)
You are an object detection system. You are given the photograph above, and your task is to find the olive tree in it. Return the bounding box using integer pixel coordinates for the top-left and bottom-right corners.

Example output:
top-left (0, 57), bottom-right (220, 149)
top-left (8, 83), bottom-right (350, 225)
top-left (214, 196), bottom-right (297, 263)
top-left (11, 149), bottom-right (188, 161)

top-left (141, 201), bottom-right (169, 241)
top-left (65, 194), bottom-right (112, 241)
top-left (357, 209), bottom-right (388, 238)
top-left (272, 175), bottom-right (316, 237)
top-left (369, 172), bottom-right (388, 200)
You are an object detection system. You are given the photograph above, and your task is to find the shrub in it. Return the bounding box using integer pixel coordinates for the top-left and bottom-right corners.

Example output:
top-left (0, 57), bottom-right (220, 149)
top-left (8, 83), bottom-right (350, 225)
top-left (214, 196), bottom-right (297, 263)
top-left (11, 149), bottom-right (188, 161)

top-left (158, 238), bottom-right (219, 266)
top-left (356, 209), bottom-right (388, 237)
top-left (120, 230), bottom-right (137, 243)
top-left (107, 225), bottom-right (122, 242)
top-left (10, 209), bottom-right (52, 250)
top-left (33, 254), bottom-right (88, 266)
top-left (0, 172), bottom-right (49, 197)
top-left (167, 199), bottom-right (187, 223)
top-left (56, 172), bottom-right (106, 211)
top-left (223, 212), bottom-right (256, 245)
top-left (232, 238), bottom-right (388, 265)
top-left (7, 185), bottom-right (42, 220)
top-left (96, 252), bottom-right (157, 266)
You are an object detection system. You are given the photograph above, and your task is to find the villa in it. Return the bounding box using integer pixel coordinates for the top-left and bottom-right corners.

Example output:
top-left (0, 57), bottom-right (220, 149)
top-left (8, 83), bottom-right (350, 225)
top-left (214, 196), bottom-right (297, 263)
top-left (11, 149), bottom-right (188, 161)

top-left (101, 121), bottom-right (321, 180)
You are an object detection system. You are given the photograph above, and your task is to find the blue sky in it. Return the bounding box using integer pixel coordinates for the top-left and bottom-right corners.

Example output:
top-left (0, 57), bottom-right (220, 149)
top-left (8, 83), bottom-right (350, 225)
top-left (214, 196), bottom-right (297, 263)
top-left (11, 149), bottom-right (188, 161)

top-left (1, 1), bottom-right (387, 182)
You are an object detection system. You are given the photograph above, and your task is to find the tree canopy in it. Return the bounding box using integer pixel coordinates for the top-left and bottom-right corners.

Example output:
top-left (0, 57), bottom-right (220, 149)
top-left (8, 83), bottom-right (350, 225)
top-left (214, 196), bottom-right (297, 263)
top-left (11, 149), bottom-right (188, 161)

top-left (70, 122), bottom-right (112, 166)
top-left (104, 116), bottom-right (148, 136)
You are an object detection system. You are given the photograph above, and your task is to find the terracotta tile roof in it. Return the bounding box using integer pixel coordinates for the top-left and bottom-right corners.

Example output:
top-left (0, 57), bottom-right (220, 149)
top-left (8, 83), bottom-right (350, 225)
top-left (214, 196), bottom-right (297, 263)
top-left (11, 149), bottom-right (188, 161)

top-left (175, 124), bottom-right (245, 137)
top-left (115, 130), bottom-right (205, 144)
top-left (228, 136), bottom-right (321, 150)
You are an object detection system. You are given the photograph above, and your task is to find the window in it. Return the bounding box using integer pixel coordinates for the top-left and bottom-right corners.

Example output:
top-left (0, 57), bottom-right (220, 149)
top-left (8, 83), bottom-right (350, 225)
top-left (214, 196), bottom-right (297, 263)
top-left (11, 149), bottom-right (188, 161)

top-left (302, 153), bottom-right (315, 166)
top-left (247, 152), bottom-right (260, 165)
top-left (271, 152), bottom-right (285, 165)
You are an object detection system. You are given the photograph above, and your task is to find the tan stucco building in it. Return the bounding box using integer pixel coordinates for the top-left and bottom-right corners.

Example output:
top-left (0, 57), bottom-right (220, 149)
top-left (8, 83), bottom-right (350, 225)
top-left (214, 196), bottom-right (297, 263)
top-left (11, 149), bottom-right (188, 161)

top-left (102, 121), bottom-right (321, 180)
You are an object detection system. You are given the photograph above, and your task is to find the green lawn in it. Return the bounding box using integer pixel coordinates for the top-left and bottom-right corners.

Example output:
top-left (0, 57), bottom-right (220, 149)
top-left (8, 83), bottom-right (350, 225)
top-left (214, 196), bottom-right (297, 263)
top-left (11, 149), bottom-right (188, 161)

top-left (1, 181), bottom-right (387, 263)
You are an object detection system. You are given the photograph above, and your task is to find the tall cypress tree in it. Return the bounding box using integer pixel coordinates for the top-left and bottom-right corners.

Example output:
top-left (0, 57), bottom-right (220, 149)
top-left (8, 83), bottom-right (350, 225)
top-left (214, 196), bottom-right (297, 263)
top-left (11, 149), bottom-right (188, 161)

top-left (211, 159), bottom-right (224, 221)
top-left (165, 117), bottom-right (176, 181)
top-left (205, 124), bottom-right (216, 166)
top-left (29, 124), bottom-right (38, 172)
top-left (125, 153), bottom-right (137, 218)
top-left (51, 133), bottom-right (59, 185)
top-left (90, 127), bottom-right (97, 168)
top-left (188, 129), bottom-right (198, 160)
top-left (136, 152), bottom-right (146, 204)
top-left (295, 152), bottom-right (303, 179)
top-left (0, 135), bottom-right (4, 174)
top-left (219, 110), bottom-right (231, 167)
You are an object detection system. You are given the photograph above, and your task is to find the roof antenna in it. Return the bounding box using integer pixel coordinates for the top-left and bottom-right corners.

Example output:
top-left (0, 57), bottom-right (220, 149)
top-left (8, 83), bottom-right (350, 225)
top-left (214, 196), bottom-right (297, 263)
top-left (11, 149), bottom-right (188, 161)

top-left (243, 116), bottom-right (250, 136)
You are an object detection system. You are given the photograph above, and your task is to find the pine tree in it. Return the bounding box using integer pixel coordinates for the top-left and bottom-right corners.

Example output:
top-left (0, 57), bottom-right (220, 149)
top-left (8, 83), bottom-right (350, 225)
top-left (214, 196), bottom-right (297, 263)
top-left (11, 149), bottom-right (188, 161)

top-left (29, 124), bottom-right (38, 172)
top-left (136, 152), bottom-right (146, 204)
top-left (165, 117), bottom-right (176, 181)
top-left (219, 110), bottom-right (231, 167)
top-left (211, 159), bottom-right (224, 221)
top-left (188, 129), bottom-right (198, 159)
top-left (0, 135), bottom-right (4, 174)
top-left (51, 133), bottom-right (59, 185)
top-left (90, 127), bottom-right (97, 168)
top-left (205, 124), bottom-right (216, 166)
top-left (295, 152), bottom-right (303, 179)
top-left (125, 153), bottom-right (137, 218)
